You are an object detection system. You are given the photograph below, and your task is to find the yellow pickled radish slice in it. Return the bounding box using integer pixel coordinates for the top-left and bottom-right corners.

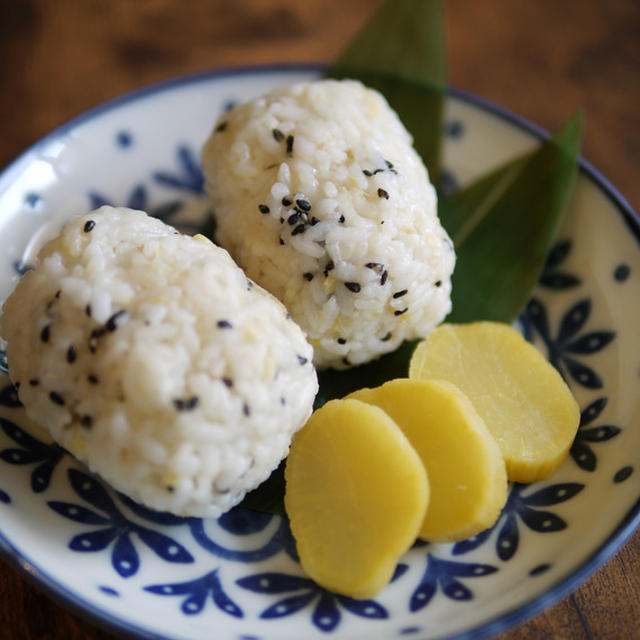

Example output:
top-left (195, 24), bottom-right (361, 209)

top-left (284, 398), bottom-right (429, 598)
top-left (348, 379), bottom-right (507, 542)
top-left (409, 322), bottom-right (580, 483)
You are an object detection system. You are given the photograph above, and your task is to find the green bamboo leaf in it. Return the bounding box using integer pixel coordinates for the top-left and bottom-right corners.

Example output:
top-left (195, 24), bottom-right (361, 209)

top-left (440, 156), bottom-right (530, 241)
top-left (326, 0), bottom-right (446, 180)
top-left (442, 113), bottom-right (583, 323)
top-left (330, 0), bottom-right (446, 85)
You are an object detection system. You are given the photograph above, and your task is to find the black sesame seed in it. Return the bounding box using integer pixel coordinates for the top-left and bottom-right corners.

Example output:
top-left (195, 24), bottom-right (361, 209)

top-left (282, 197), bottom-right (292, 206)
top-left (394, 308), bottom-right (408, 316)
top-left (217, 320), bottom-right (233, 329)
top-left (258, 204), bottom-right (270, 214)
top-left (174, 396), bottom-right (199, 411)
top-left (362, 169), bottom-right (373, 177)
top-left (83, 220), bottom-right (96, 233)
top-left (85, 304), bottom-right (92, 318)
top-left (40, 325), bottom-right (51, 343)
top-left (49, 391), bottom-right (65, 406)
top-left (381, 332), bottom-right (392, 342)
top-left (88, 328), bottom-right (105, 353)
top-left (279, 238), bottom-right (285, 245)
top-left (81, 415), bottom-right (93, 429)
top-left (243, 402), bottom-right (251, 417)
top-left (67, 345), bottom-right (77, 364)
top-left (222, 378), bottom-right (233, 388)
top-left (373, 168), bottom-right (384, 175)
top-left (286, 134), bottom-right (294, 155)
top-left (338, 214), bottom-right (345, 223)
top-left (303, 272), bottom-right (314, 281)
top-left (29, 379), bottom-right (39, 386)
top-left (272, 128), bottom-right (284, 142)
top-left (435, 280), bottom-right (442, 287)
top-left (215, 121), bottom-right (228, 132)
top-left (380, 270), bottom-right (388, 286)
top-left (323, 260), bottom-right (335, 276)
top-left (106, 310), bottom-right (126, 332)
top-left (345, 282), bottom-right (361, 293)
top-left (296, 199), bottom-right (311, 211)
top-left (614, 264), bottom-right (631, 281)
top-left (337, 337), bottom-right (346, 345)
top-left (88, 374), bottom-right (99, 384)
top-left (377, 188), bottom-right (390, 200)
top-left (385, 159), bottom-right (394, 169)
top-left (297, 355), bottom-right (308, 365)
top-left (393, 289), bottom-right (408, 299)
top-left (287, 212), bottom-right (301, 226)
top-left (291, 224), bottom-right (306, 236)
top-left (310, 216), bottom-right (319, 226)
top-left (365, 262), bottom-right (383, 273)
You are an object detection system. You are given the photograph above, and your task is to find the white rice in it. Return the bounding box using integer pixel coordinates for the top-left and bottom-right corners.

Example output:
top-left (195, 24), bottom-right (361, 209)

top-left (0, 207), bottom-right (318, 517)
top-left (202, 79), bottom-right (455, 369)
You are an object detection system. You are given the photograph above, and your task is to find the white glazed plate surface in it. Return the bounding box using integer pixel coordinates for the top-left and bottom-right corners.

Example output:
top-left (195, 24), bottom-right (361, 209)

top-left (0, 65), bottom-right (638, 640)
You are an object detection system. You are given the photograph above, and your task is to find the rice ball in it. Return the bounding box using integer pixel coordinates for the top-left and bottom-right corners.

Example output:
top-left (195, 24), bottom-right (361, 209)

top-left (202, 79), bottom-right (455, 369)
top-left (0, 207), bottom-right (318, 517)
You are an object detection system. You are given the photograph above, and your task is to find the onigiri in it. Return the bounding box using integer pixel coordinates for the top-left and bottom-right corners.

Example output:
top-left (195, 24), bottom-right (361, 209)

top-left (0, 206), bottom-right (318, 517)
top-left (201, 79), bottom-right (455, 369)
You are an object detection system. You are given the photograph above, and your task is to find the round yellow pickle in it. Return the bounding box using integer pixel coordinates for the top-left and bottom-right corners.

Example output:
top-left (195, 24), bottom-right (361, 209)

top-left (409, 322), bottom-right (580, 483)
top-left (284, 398), bottom-right (429, 598)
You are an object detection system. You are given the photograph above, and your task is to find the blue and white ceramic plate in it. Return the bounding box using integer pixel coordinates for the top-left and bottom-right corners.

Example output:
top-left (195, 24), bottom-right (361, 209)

top-left (0, 65), bottom-right (638, 640)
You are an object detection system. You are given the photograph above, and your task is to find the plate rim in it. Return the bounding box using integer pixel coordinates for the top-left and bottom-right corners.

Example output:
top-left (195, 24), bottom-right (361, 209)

top-left (0, 62), bottom-right (638, 640)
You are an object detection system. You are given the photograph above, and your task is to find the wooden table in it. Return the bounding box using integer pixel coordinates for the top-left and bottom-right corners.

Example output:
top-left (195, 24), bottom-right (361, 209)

top-left (1, 1), bottom-right (638, 638)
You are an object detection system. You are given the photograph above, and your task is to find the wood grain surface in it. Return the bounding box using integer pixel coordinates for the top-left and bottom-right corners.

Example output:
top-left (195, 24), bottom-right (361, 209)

top-left (0, 1), bottom-right (638, 638)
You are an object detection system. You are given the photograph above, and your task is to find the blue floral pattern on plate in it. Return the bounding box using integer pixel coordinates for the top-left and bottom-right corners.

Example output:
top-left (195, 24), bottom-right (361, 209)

top-left (0, 416), bottom-right (64, 492)
top-left (0, 67), bottom-right (638, 640)
top-left (146, 569), bottom-right (243, 617)
top-left (49, 468), bottom-right (194, 577)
